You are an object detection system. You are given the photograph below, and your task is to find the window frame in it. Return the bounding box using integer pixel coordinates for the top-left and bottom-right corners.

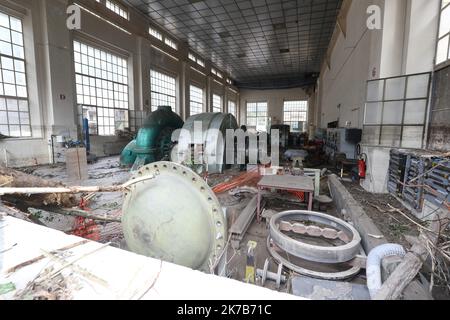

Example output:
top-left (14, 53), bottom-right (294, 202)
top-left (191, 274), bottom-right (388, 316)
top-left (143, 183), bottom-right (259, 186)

top-left (149, 27), bottom-right (163, 41)
top-left (189, 84), bottom-right (204, 116)
top-left (164, 37), bottom-right (178, 50)
top-left (0, 10), bottom-right (31, 138)
top-left (188, 52), bottom-right (205, 68)
top-left (283, 100), bottom-right (308, 133)
top-left (228, 100), bottom-right (236, 118)
top-left (150, 68), bottom-right (177, 113)
top-left (363, 72), bottom-right (432, 148)
top-left (104, 0), bottom-right (129, 20)
top-left (435, 0), bottom-right (450, 69)
top-left (246, 101), bottom-right (268, 132)
top-left (212, 94), bottom-right (222, 113)
top-left (73, 39), bottom-right (130, 137)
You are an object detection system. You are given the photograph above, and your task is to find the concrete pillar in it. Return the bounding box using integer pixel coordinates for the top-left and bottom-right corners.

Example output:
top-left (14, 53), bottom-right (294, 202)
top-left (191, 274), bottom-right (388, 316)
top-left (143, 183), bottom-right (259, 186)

top-left (180, 61), bottom-right (187, 119)
top-left (403, 0), bottom-right (440, 74)
top-left (224, 88), bottom-right (229, 113)
top-left (206, 76), bottom-right (212, 112)
top-left (39, 0), bottom-right (78, 163)
top-left (379, 0), bottom-right (408, 77)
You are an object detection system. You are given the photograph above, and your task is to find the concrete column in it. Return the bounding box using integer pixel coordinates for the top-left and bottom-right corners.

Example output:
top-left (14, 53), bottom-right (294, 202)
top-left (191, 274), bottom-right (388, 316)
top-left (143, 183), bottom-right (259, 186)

top-left (180, 61), bottom-right (188, 120)
top-left (379, 0), bottom-right (408, 77)
top-left (403, 0), bottom-right (440, 74)
top-left (224, 88), bottom-right (229, 113)
top-left (43, 0), bottom-right (77, 135)
top-left (206, 76), bottom-right (212, 112)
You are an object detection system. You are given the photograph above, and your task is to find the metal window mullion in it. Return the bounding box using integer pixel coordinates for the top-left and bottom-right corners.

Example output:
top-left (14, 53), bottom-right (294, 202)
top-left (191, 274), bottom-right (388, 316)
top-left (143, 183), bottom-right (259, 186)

top-left (4, 97), bottom-right (10, 135)
top-left (399, 76), bottom-right (409, 147)
top-left (422, 74), bottom-right (433, 148)
top-left (379, 79), bottom-right (387, 145)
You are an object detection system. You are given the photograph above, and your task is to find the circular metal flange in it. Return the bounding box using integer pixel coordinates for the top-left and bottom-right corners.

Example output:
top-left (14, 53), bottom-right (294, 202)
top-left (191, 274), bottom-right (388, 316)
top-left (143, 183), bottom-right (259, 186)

top-left (122, 161), bottom-right (227, 273)
top-left (261, 259), bottom-right (269, 286)
top-left (276, 263), bottom-right (283, 289)
top-left (258, 259), bottom-right (285, 289)
top-left (267, 237), bottom-right (362, 281)
top-left (269, 210), bottom-right (362, 264)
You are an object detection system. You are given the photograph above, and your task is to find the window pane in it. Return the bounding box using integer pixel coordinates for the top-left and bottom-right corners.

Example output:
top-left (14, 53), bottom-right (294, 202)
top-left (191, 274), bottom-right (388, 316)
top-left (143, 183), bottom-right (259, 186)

top-left (213, 94), bottom-right (222, 112)
top-left (364, 102), bottom-right (383, 125)
top-left (384, 77), bottom-right (406, 100)
top-left (362, 126), bottom-right (381, 145)
top-left (150, 69), bottom-right (177, 113)
top-left (406, 74), bottom-right (430, 99)
top-left (401, 126), bottom-right (423, 148)
top-left (247, 102), bottom-right (267, 132)
top-left (439, 5), bottom-right (450, 38)
top-left (0, 13), bottom-right (29, 136)
top-left (367, 80), bottom-right (384, 102)
top-left (283, 101), bottom-right (308, 132)
top-left (73, 40), bottom-right (129, 136)
top-left (190, 85), bottom-right (203, 116)
top-left (380, 126), bottom-right (401, 147)
top-left (404, 100), bottom-right (427, 125)
top-left (228, 101), bottom-right (236, 117)
top-left (382, 101), bottom-right (404, 125)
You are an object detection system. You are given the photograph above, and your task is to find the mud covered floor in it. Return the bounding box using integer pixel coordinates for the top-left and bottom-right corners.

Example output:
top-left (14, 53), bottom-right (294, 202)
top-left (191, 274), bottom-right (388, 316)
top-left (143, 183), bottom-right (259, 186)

top-left (342, 181), bottom-right (420, 249)
top-left (9, 157), bottom-right (448, 299)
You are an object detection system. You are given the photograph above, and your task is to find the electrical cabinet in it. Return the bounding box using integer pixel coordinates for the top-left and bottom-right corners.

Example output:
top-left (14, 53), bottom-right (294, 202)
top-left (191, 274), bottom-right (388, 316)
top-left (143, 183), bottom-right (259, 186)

top-left (325, 128), bottom-right (362, 160)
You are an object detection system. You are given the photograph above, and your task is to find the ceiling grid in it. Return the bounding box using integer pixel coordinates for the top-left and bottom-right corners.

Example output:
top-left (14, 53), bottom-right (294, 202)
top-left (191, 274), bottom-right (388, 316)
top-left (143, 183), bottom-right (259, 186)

top-left (124, 0), bottom-right (342, 87)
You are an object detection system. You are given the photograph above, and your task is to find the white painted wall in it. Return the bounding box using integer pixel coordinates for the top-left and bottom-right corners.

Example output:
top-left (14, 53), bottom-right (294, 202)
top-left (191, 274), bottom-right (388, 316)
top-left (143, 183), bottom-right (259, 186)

top-left (403, 0), bottom-right (440, 74)
top-left (317, 0), bottom-right (385, 130)
top-left (239, 87), bottom-right (311, 131)
top-left (316, 0), bottom-right (440, 193)
top-left (0, 0), bottom-right (240, 166)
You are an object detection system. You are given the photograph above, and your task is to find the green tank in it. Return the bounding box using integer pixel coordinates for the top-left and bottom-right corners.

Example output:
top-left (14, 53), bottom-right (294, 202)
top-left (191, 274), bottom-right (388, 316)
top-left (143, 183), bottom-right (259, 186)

top-left (120, 106), bottom-right (184, 170)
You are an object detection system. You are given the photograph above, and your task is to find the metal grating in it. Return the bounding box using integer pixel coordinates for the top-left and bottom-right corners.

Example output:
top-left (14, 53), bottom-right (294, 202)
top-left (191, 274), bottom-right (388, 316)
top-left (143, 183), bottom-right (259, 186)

top-left (124, 0), bottom-right (342, 87)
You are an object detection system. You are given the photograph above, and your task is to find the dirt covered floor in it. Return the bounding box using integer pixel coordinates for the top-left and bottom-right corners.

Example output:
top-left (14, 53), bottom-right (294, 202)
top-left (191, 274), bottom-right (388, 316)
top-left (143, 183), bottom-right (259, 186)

top-left (342, 181), bottom-right (420, 249)
top-left (6, 157), bottom-right (448, 299)
top-left (12, 156), bottom-right (131, 248)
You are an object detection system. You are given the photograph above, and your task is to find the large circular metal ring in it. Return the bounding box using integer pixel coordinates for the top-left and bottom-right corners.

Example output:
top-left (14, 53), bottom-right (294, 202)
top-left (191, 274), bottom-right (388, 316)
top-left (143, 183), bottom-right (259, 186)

top-left (122, 161), bottom-right (227, 273)
top-left (269, 210), bottom-right (361, 264)
top-left (267, 238), bottom-right (362, 281)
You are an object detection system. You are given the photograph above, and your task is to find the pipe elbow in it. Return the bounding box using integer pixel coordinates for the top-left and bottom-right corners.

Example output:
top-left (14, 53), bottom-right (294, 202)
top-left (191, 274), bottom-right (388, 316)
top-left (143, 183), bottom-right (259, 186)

top-left (366, 243), bottom-right (406, 299)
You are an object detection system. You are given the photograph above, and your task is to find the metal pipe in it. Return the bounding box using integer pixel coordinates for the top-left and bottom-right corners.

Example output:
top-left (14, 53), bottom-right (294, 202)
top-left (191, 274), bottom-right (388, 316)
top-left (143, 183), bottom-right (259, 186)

top-left (367, 244), bottom-right (406, 299)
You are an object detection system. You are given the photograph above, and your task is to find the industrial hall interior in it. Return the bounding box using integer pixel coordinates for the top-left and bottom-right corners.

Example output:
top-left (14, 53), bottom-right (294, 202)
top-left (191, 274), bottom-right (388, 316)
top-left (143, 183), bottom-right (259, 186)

top-left (0, 0), bottom-right (449, 301)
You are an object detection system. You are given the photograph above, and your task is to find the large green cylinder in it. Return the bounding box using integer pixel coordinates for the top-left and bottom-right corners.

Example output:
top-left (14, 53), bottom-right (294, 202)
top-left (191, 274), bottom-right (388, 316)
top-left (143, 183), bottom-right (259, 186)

top-left (120, 106), bottom-right (184, 170)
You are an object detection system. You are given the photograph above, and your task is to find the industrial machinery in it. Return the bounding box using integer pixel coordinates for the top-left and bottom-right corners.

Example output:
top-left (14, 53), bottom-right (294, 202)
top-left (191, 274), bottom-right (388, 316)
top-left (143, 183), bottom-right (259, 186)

top-left (121, 161), bottom-right (227, 274)
top-left (267, 210), bottom-right (364, 280)
top-left (325, 128), bottom-right (362, 160)
top-left (120, 106), bottom-right (184, 171)
top-left (387, 149), bottom-right (449, 218)
top-left (171, 112), bottom-right (238, 174)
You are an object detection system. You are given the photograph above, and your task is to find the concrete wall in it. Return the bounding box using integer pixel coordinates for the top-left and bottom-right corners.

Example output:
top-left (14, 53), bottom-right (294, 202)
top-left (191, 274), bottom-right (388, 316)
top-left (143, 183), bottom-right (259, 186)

top-left (403, 0), bottom-right (440, 75)
top-left (0, 0), bottom-right (240, 166)
top-left (239, 87), bottom-right (311, 131)
top-left (316, 0), bottom-right (384, 130)
top-left (316, 0), bottom-right (441, 193)
top-left (316, 0), bottom-right (440, 130)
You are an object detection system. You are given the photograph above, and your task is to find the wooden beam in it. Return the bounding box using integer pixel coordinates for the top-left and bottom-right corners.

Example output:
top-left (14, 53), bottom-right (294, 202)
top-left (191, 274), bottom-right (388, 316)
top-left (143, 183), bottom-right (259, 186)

top-left (374, 207), bottom-right (450, 300)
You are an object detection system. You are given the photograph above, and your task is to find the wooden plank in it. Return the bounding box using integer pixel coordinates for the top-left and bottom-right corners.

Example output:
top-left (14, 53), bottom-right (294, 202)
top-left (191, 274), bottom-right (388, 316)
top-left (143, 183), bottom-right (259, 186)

top-left (66, 147), bottom-right (88, 181)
